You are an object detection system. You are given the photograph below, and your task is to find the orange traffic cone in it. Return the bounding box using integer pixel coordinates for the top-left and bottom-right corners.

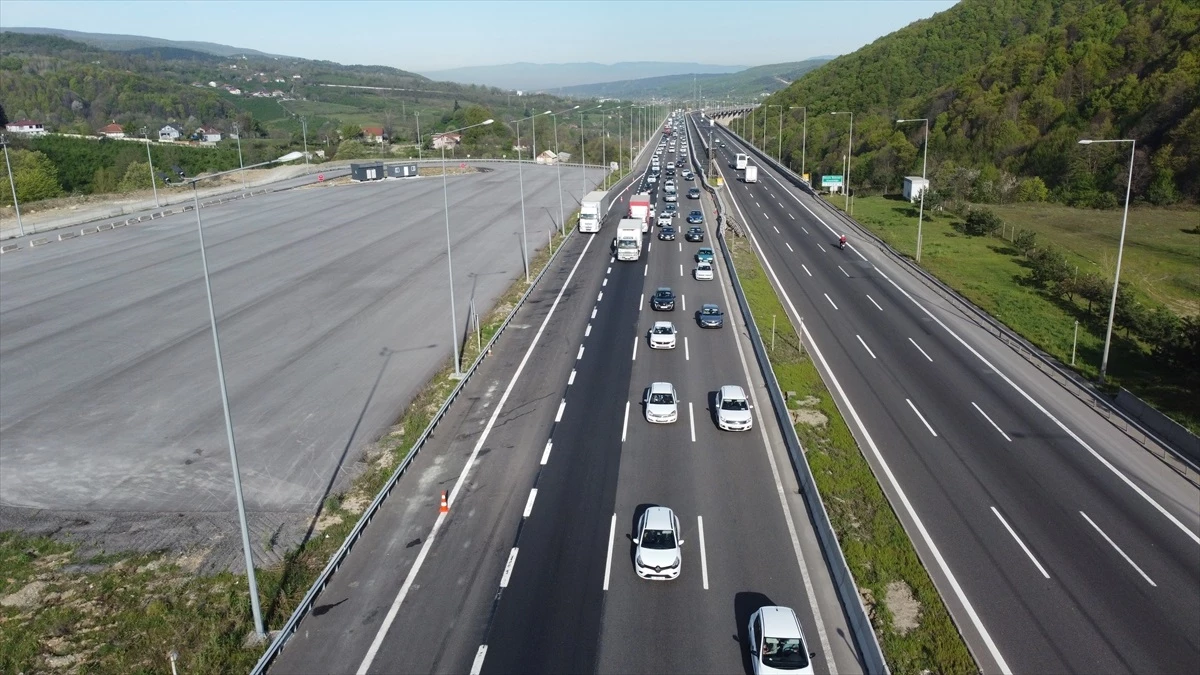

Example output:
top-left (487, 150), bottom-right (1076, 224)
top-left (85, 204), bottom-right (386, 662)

top-left (439, 491), bottom-right (449, 514)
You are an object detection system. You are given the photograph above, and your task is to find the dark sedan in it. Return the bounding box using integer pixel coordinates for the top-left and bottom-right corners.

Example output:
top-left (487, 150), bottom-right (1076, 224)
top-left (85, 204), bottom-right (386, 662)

top-left (687, 188), bottom-right (701, 199)
top-left (697, 303), bottom-right (724, 328)
top-left (659, 226), bottom-right (677, 241)
top-left (685, 226), bottom-right (704, 242)
top-left (687, 210), bottom-right (704, 224)
top-left (652, 287), bottom-right (676, 311)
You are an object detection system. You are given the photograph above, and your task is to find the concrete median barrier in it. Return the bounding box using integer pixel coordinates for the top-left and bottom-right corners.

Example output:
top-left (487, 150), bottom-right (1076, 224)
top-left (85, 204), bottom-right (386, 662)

top-left (30, 237), bottom-right (51, 247)
top-left (58, 232), bottom-right (78, 241)
top-left (0, 243), bottom-right (20, 254)
top-left (81, 227), bottom-right (100, 235)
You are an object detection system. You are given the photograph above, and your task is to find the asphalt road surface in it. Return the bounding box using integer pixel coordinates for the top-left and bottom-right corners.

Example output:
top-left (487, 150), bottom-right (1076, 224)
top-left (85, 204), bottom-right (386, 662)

top-left (696, 113), bottom-right (1200, 674)
top-left (0, 163), bottom-right (598, 556)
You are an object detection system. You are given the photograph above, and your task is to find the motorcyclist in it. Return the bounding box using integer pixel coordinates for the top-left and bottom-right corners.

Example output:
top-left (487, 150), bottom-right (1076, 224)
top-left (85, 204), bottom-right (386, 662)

top-left (838, 234), bottom-right (847, 249)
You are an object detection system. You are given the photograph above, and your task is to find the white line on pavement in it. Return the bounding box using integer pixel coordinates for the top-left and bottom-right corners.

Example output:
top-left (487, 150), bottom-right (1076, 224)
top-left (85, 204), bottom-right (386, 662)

top-left (838, 265), bottom-right (850, 278)
top-left (555, 399), bottom-right (566, 422)
top-left (585, 324), bottom-right (591, 337)
top-left (906, 398), bottom-right (937, 436)
top-left (469, 646), bottom-right (488, 675)
top-left (639, 293), bottom-right (644, 311)
top-left (789, 213), bottom-right (795, 220)
top-left (682, 294), bottom-right (687, 312)
top-left (602, 277), bottom-right (607, 287)
top-left (909, 337), bottom-right (933, 362)
top-left (801, 225), bottom-right (808, 233)
top-left (622, 401), bottom-right (630, 442)
top-left (568, 369), bottom-right (576, 385)
top-left (972, 402), bottom-right (1012, 442)
top-left (591, 306), bottom-right (597, 319)
top-left (817, 243), bottom-right (826, 253)
top-left (824, 293), bottom-right (838, 310)
top-left (856, 335), bottom-right (877, 359)
top-left (523, 489), bottom-right (538, 518)
top-left (597, 291), bottom-right (603, 302)
top-left (540, 440), bottom-right (552, 465)
top-left (680, 263), bottom-right (684, 277)
top-left (499, 548), bottom-right (519, 587)
top-left (685, 336), bottom-right (690, 361)
top-left (632, 335), bottom-right (638, 361)
top-left (577, 345), bottom-right (584, 360)
top-left (786, 242), bottom-right (794, 252)
top-left (866, 294), bottom-right (882, 311)
top-left (698, 515), bottom-right (710, 590)
top-left (678, 242), bottom-right (682, 252)
top-left (756, 201), bottom-right (761, 207)
top-left (778, 201), bottom-right (784, 208)
top-left (991, 507), bottom-right (1049, 579)
top-left (644, 263), bottom-right (648, 277)
top-left (609, 256), bottom-right (614, 264)
top-left (648, 240), bottom-right (653, 252)
top-left (801, 264), bottom-right (812, 277)
top-left (689, 402), bottom-right (696, 442)
top-left (774, 226), bottom-right (780, 234)
top-left (1080, 511), bottom-right (1156, 586)
top-left (764, 213), bottom-right (770, 220)
top-left (603, 513), bottom-right (617, 590)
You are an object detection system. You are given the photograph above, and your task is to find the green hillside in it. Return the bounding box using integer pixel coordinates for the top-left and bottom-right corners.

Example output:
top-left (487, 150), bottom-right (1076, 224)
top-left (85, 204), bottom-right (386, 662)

top-left (558, 59), bottom-right (832, 101)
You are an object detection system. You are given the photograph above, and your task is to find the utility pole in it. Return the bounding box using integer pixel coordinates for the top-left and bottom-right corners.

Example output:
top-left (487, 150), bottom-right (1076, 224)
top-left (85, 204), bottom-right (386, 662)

top-left (1, 134), bottom-right (25, 237)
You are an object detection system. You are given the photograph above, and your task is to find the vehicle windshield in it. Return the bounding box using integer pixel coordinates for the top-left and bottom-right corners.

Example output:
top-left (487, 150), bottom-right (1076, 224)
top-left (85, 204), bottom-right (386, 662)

top-left (702, 306), bottom-right (720, 315)
top-left (649, 392), bottom-right (675, 405)
top-left (652, 326), bottom-right (673, 335)
top-left (761, 637), bottom-right (808, 670)
top-left (698, 263), bottom-right (711, 270)
top-left (656, 291), bottom-right (672, 299)
top-left (618, 240), bottom-right (638, 248)
top-left (640, 528), bottom-right (676, 550)
top-left (721, 398), bottom-right (748, 411)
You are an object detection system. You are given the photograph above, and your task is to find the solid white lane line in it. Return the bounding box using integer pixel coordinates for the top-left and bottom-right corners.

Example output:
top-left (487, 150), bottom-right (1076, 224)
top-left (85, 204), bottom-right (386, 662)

top-left (632, 335), bottom-right (638, 361)
top-left (972, 402), bottom-right (1012, 442)
top-left (597, 291), bottom-right (603, 302)
top-left (824, 293), bottom-right (838, 310)
top-left (540, 440), bottom-right (552, 465)
top-left (684, 336), bottom-right (690, 361)
top-left (838, 265), bottom-right (850, 278)
top-left (555, 399), bottom-right (566, 422)
top-left (866, 294), bottom-right (883, 311)
top-left (680, 263), bottom-right (684, 277)
top-left (591, 306), bottom-right (597, 319)
top-left (644, 263), bottom-right (648, 277)
top-left (689, 402), bottom-right (696, 442)
top-left (682, 294), bottom-right (687, 312)
top-left (678, 242), bottom-right (682, 252)
top-left (602, 277), bottom-right (608, 287)
top-left (622, 401), bottom-right (630, 442)
top-left (523, 489), bottom-right (538, 518)
top-left (991, 507), bottom-right (1050, 579)
top-left (469, 646), bottom-right (488, 675)
top-left (585, 324), bottom-right (591, 337)
top-left (698, 515), bottom-right (710, 590)
top-left (856, 335), bottom-right (877, 359)
top-left (817, 243), bottom-right (826, 253)
top-left (801, 264), bottom-right (812, 277)
top-left (872, 265), bottom-right (1200, 547)
top-left (774, 226), bottom-right (780, 234)
top-left (786, 242), bottom-right (794, 252)
top-left (909, 337), bottom-right (933, 362)
top-left (568, 369), bottom-right (576, 385)
top-left (577, 345), bottom-right (584, 360)
top-left (639, 293), bottom-right (644, 311)
top-left (1080, 511), bottom-right (1157, 586)
top-left (906, 398), bottom-right (938, 436)
top-left (499, 548), bottom-right (519, 587)
top-left (603, 513), bottom-right (617, 590)
top-left (356, 230), bottom-right (601, 675)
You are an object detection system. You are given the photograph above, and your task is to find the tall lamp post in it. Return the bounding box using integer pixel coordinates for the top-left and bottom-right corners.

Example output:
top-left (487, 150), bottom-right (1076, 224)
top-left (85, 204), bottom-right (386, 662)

top-left (580, 104), bottom-right (604, 197)
top-left (172, 151), bottom-right (303, 640)
top-left (510, 110), bottom-right (551, 283)
top-left (897, 118), bottom-right (930, 262)
top-left (440, 118), bottom-right (494, 378)
top-left (232, 122), bottom-right (247, 190)
top-left (1, 134), bottom-right (24, 237)
top-left (141, 127), bottom-right (161, 207)
top-left (1078, 138), bottom-right (1136, 382)
top-left (299, 116), bottom-right (309, 173)
top-left (791, 106), bottom-right (807, 180)
top-left (831, 111), bottom-right (854, 212)
top-left (551, 105), bottom-right (579, 233)
top-left (415, 111), bottom-right (422, 162)
top-left (768, 105), bottom-right (783, 162)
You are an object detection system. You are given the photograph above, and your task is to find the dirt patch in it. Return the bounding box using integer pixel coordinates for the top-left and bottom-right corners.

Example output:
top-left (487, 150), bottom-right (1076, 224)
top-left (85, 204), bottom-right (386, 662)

top-left (790, 407), bottom-right (828, 427)
top-left (885, 580), bottom-right (922, 635)
top-left (2, 579), bottom-right (47, 608)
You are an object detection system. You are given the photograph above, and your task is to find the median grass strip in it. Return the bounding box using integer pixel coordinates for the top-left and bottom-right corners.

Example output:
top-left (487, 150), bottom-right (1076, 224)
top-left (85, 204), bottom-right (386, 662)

top-left (727, 233), bottom-right (976, 675)
top-left (0, 208), bottom-right (581, 674)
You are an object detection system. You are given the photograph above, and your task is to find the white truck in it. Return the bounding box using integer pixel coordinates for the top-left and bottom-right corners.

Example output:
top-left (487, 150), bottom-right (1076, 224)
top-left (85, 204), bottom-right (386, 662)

top-left (628, 193), bottom-right (652, 234)
top-left (744, 165), bottom-right (758, 183)
top-left (614, 219), bottom-right (643, 261)
top-left (579, 190), bottom-right (607, 233)
top-left (735, 153), bottom-right (748, 170)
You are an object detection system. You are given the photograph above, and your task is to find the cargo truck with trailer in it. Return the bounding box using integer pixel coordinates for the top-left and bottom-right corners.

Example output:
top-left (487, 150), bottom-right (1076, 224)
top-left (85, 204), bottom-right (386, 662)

top-left (579, 190), bottom-right (607, 232)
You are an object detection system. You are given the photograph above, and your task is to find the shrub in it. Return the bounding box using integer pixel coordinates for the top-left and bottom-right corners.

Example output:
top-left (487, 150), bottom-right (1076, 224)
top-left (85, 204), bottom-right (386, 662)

top-left (1013, 229), bottom-right (1038, 254)
top-left (962, 207), bottom-right (1003, 236)
top-left (1014, 176), bottom-right (1049, 202)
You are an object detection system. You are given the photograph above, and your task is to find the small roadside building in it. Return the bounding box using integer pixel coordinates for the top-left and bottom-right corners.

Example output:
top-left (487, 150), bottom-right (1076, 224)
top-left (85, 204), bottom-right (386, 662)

top-left (159, 125), bottom-right (182, 142)
top-left (386, 163), bottom-right (419, 179)
top-left (431, 132), bottom-right (461, 150)
top-left (99, 123), bottom-right (125, 138)
top-left (362, 126), bottom-right (387, 144)
top-left (536, 150), bottom-right (558, 165)
top-left (350, 162), bottom-right (385, 181)
top-left (5, 120), bottom-right (46, 136)
top-left (903, 176), bottom-right (930, 203)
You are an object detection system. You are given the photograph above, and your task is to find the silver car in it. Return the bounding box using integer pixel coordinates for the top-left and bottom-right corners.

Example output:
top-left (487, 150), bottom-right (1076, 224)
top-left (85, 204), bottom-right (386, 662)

top-left (633, 506), bottom-right (683, 580)
top-left (716, 385), bottom-right (753, 431)
top-left (645, 382), bottom-right (679, 423)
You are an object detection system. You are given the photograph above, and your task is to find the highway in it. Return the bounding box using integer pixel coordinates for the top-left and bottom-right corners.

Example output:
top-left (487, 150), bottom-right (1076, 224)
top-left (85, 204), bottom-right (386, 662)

top-left (271, 120), bottom-right (865, 674)
top-left (692, 113), bottom-right (1200, 674)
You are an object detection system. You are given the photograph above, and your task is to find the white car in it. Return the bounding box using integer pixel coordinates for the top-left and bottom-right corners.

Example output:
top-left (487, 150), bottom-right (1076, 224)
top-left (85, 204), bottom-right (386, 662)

top-left (664, 192), bottom-right (678, 202)
top-left (748, 606), bottom-right (815, 674)
top-left (716, 385), bottom-right (753, 431)
top-left (644, 382), bottom-right (679, 423)
top-left (633, 506), bottom-right (683, 580)
top-left (648, 321), bottom-right (677, 349)
top-left (694, 261), bottom-right (714, 280)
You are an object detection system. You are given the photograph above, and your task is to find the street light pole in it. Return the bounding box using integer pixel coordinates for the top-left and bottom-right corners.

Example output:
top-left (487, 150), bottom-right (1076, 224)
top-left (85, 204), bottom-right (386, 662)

top-left (440, 119), bottom-right (494, 378)
top-left (510, 110), bottom-right (551, 283)
top-left (831, 111), bottom-right (854, 211)
top-left (300, 116), bottom-right (309, 174)
top-left (1, 134), bottom-right (25, 237)
top-left (141, 127), bottom-right (161, 207)
top-left (898, 118), bottom-right (930, 262)
top-left (551, 105), bottom-right (579, 233)
top-left (793, 106), bottom-right (807, 180)
top-left (1078, 138), bottom-right (1136, 382)
top-left (768, 105), bottom-right (782, 162)
top-left (415, 111), bottom-right (422, 162)
top-left (232, 122), bottom-right (247, 190)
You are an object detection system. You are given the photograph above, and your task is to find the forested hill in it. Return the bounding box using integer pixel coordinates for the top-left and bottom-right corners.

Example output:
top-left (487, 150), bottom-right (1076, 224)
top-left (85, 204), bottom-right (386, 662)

top-left (556, 59), bottom-right (832, 101)
top-left (754, 0), bottom-right (1199, 206)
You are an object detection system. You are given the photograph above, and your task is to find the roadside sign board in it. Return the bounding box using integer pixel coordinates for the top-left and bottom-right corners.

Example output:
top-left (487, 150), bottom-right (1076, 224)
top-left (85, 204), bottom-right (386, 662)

top-left (821, 175), bottom-right (843, 187)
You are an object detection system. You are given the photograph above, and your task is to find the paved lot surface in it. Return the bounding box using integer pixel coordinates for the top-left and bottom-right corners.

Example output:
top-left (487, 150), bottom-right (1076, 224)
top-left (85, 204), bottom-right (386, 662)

top-left (0, 163), bottom-right (597, 567)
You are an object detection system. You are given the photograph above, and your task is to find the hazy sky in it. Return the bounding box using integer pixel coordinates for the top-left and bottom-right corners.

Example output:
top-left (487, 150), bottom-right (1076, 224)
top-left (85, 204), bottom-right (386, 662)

top-left (2, 0), bottom-right (958, 72)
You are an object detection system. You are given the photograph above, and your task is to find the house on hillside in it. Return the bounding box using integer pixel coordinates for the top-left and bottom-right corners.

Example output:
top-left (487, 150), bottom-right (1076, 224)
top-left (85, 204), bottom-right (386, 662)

top-left (362, 126), bottom-right (387, 144)
top-left (536, 150), bottom-right (558, 165)
top-left (159, 125), bottom-right (182, 142)
top-left (99, 123), bottom-right (125, 138)
top-left (431, 132), bottom-right (461, 149)
top-left (5, 120), bottom-right (46, 136)
top-left (196, 127), bottom-right (223, 143)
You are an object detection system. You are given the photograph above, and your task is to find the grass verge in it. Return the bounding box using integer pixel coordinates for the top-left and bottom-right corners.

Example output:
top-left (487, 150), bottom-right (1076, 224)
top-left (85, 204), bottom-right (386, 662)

top-left (828, 195), bottom-right (1199, 432)
top-left (0, 209), bottom-right (579, 674)
top-left (727, 233), bottom-right (977, 675)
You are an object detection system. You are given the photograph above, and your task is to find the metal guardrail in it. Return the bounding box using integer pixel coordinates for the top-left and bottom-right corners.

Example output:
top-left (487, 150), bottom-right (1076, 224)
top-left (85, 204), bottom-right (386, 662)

top-left (685, 114), bottom-right (889, 674)
top-left (248, 133), bottom-right (661, 675)
top-left (720, 122), bottom-right (1200, 480)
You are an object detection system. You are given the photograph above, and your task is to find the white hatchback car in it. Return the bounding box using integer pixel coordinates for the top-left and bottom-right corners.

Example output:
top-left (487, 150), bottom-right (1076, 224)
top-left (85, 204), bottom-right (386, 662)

top-left (633, 506), bottom-right (683, 580)
top-left (716, 385), bottom-right (753, 431)
top-left (644, 382), bottom-right (679, 423)
top-left (648, 321), bottom-right (677, 349)
top-left (694, 261), bottom-right (714, 280)
top-left (748, 606), bottom-right (815, 674)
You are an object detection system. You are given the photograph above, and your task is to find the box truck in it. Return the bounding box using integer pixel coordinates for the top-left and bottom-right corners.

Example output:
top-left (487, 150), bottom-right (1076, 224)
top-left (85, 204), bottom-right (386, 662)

top-left (735, 153), bottom-right (748, 170)
top-left (744, 165), bottom-right (758, 183)
top-left (628, 193), bottom-right (652, 233)
top-left (614, 219), bottom-right (643, 261)
top-left (579, 190), bottom-right (607, 232)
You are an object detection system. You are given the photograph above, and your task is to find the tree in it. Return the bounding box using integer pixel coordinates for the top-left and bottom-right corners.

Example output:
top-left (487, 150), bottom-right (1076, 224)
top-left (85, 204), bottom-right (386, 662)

top-left (962, 207), bottom-right (1002, 236)
top-left (1015, 176), bottom-right (1049, 202)
top-left (118, 161), bottom-right (151, 193)
top-left (1027, 246), bottom-right (1070, 289)
top-left (1146, 144), bottom-right (1180, 206)
top-left (1013, 229), bottom-right (1038, 254)
top-left (0, 149), bottom-right (63, 205)
top-left (0, 102), bottom-right (7, 127)
top-left (331, 139), bottom-right (371, 160)
top-left (340, 124), bottom-right (363, 141)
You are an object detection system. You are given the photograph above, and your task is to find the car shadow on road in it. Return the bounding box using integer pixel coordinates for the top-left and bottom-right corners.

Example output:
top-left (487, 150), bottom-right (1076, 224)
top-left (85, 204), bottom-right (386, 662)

top-left (734, 591), bottom-right (775, 675)
top-left (627, 503), bottom-right (656, 568)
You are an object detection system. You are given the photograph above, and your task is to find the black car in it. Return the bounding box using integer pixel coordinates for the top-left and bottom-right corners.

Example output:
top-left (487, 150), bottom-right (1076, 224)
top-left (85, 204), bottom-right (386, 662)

top-left (698, 303), bottom-right (724, 328)
top-left (659, 226), bottom-right (676, 241)
top-left (666, 167), bottom-right (676, 177)
top-left (652, 287), bottom-right (676, 311)
top-left (683, 171), bottom-right (695, 181)
top-left (687, 188), bottom-right (701, 199)
top-left (685, 226), bottom-right (705, 242)
top-left (687, 210), bottom-right (704, 224)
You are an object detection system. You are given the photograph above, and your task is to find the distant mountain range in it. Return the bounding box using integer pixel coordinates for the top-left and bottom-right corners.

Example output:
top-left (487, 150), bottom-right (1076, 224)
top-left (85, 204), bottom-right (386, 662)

top-left (419, 61), bottom-right (747, 91)
top-left (554, 59), bottom-right (834, 101)
top-left (1, 26), bottom-right (286, 58)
